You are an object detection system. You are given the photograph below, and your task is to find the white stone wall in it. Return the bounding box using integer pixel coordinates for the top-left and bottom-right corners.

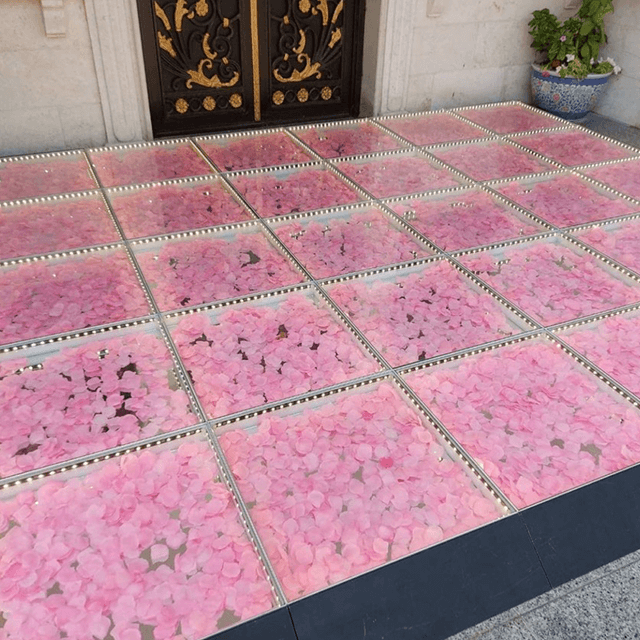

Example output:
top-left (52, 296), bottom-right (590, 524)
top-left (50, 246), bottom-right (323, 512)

top-left (402, 0), bottom-right (571, 112)
top-left (373, 0), bottom-right (639, 127)
top-left (0, 0), bottom-right (107, 156)
top-left (595, 0), bottom-right (640, 128)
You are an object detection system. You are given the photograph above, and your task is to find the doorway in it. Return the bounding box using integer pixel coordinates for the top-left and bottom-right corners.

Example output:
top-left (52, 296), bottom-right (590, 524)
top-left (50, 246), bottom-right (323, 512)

top-left (136, 0), bottom-right (366, 137)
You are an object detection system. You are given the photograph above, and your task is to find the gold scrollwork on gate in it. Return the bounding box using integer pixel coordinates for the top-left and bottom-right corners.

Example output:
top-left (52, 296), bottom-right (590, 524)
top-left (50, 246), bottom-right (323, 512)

top-left (154, 1), bottom-right (241, 92)
top-left (272, 0), bottom-right (345, 84)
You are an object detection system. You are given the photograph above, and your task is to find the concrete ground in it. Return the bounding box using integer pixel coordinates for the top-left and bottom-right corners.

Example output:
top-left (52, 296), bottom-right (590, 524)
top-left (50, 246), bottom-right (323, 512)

top-left (446, 112), bottom-right (640, 640)
top-left (447, 547), bottom-right (640, 640)
top-left (581, 112), bottom-right (640, 150)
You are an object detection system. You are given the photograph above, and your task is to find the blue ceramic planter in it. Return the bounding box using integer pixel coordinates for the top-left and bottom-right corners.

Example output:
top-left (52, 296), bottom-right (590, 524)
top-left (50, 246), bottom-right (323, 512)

top-left (531, 63), bottom-right (612, 120)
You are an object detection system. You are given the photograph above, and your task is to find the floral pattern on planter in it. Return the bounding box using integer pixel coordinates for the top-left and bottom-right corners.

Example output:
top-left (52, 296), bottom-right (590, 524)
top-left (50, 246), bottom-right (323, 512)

top-left (531, 65), bottom-right (612, 120)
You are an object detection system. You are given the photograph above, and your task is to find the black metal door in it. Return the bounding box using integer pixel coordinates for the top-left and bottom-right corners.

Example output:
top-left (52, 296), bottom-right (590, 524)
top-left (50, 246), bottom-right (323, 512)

top-left (137, 0), bottom-right (365, 137)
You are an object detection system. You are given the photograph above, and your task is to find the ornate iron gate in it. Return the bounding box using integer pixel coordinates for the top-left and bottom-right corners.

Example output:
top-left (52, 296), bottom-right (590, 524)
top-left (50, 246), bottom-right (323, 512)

top-left (137, 0), bottom-right (365, 136)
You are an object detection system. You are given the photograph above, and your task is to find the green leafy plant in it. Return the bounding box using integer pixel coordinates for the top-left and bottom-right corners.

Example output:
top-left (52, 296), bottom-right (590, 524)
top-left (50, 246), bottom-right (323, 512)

top-left (529, 0), bottom-right (621, 79)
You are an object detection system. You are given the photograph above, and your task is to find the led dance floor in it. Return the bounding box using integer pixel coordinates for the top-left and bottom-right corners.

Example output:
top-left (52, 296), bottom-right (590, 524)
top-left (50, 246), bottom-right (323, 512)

top-left (2, 102), bottom-right (640, 640)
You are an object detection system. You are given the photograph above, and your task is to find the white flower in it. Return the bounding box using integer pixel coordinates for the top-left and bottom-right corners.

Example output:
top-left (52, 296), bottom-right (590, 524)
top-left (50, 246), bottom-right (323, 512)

top-left (614, 64), bottom-right (622, 74)
top-left (591, 58), bottom-right (596, 65)
top-left (566, 54), bottom-right (575, 62)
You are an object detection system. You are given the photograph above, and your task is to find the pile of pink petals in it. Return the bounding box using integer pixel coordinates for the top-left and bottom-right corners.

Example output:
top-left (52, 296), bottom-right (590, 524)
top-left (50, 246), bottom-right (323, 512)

top-left (432, 142), bottom-right (552, 181)
top-left (405, 338), bottom-right (640, 507)
top-left (231, 168), bottom-right (361, 216)
top-left (136, 231), bottom-right (304, 310)
top-left (0, 439), bottom-right (275, 639)
top-left (89, 146), bottom-right (211, 187)
top-left (0, 329), bottom-right (194, 477)
top-left (457, 105), bottom-right (561, 134)
top-left (273, 207), bottom-right (429, 278)
top-left (461, 240), bottom-right (640, 324)
top-left (295, 123), bottom-right (402, 158)
top-left (580, 159), bottom-right (640, 200)
top-left (199, 131), bottom-right (312, 171)
top-left (326, 261), bottom-right (522, 366)
top-left (0, 251), bottom-right (149, 345)
top-left (338, 155), bottom-right (463, 198)
top-left (390, 189), bottom-right (541, 250)
top-left (575, 219), bottom-right (640, 274)
top-left (109, 181), bottom-right (250, 238)
top-left (0, 196), bottom-right (119, 260)
top-left (381, 113), bottom-right (486, 146)
top-left (220, 381), bottom-right (502, 599)
top-left (512, 130), bottom-right (632, 167)
top-left (0, 155), bottom-right (96, 201)
top-left (171, 292), bottom-right (378, 418)
top-left (495, 174), bottom-right (636, 227)
top-left (560, 312), bottom-right (640, 396)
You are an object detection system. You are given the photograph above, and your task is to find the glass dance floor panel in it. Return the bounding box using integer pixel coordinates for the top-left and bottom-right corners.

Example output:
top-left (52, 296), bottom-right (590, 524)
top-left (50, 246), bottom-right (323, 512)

top-left (1, 102), bottom-right (640, 640)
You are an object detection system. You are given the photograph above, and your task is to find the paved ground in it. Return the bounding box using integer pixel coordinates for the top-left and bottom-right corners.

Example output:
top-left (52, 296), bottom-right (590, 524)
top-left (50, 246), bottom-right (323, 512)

top-left (446, 112), bottom-right (640, 640)
top-left (447, 547), bottom-right (640, 640)
top-left (581, 112), bottom-right (640, 150)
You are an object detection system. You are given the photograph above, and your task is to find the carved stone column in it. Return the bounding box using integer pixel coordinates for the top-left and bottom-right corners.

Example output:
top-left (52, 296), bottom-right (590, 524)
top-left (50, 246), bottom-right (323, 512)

top-left (373, 0), bottom-right (418, 115)
top-left (84, 0), bottom-right (153, 143)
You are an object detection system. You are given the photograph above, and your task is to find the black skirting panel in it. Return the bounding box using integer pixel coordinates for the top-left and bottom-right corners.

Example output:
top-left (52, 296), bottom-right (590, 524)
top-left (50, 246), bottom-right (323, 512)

top-left (204, 463), bottom-right (640, 640)
top-left (522, 463), bottom-right (640, 589)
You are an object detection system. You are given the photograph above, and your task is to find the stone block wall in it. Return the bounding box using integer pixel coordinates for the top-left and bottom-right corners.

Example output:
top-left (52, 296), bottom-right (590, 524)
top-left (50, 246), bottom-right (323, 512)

top-left (0, 0), bottom-right (107, 156)
top-left (401, 0), bottom-right (569, 112)
top-left (595, 0), bottom-right (640, 128)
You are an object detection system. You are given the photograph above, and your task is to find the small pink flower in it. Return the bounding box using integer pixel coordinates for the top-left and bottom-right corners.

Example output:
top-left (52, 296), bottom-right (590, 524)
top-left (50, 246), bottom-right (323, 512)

top-left (560, 35), bottom-right (567, 41)
top-left (553, 93), bottom-right (561, 102)
top-left (542, 70), bottom-right (550, 77)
